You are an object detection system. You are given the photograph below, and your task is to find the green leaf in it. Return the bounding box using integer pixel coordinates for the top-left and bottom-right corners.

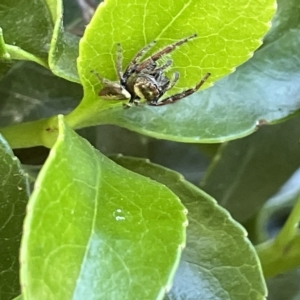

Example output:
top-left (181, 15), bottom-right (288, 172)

top-left (0, 0), bottom-right (80, 81)
top-left (263, 0), bottom-right (298, 44)
top-left (0, 0), bottom-right (53, 66)
top-left (0, 62), bottom-right (82, 128)
top-left (20, 115), bottom-right (187, 299)
top-left (49, 31), bottom-right (80, 82)
top-left (48, 0), bottom-right (80, 82)
top-left (67, 0), bottom-right (275, 132)
top-left (96, 0), bottom-right (300, 142)
top-left (0, 135), bottom-right (30, 299)
top-left (44, 0), bottom-right (57, 23)
top-left (201, 116), bottom-right (300, 223)
top-left (111, 156), bottom-right (267, 300)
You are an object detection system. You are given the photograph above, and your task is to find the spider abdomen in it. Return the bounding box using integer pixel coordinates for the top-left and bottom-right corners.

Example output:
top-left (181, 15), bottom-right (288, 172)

top-left (131, 74), bottom-right (162, 102)
top-left (126, 73), bottom-right (162, 102)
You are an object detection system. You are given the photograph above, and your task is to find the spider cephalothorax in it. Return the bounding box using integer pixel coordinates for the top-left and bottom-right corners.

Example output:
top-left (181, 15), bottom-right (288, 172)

top-left (92, 34), bottom-right (210, 108)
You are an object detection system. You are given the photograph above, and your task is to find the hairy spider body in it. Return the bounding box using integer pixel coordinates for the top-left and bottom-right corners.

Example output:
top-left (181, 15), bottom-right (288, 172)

top-left (126, 68), bottom-right (176, 104)
top-left (131, 74), bottom-right (162, 101)
top-left (92, 34), bottom-right (210, 107)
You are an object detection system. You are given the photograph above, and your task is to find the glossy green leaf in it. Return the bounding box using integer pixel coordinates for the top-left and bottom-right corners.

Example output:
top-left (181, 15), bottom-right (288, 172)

top-left (67, 0), bottom-right (275, 132)
top-left (48, 0), bottom-right (80, 82)
top-left (20, 116), bottom-right (187, 299)
top-left (0, 0), bottom-right (80, 81)
top-left (0, 135), bottom-right (30, 299)
top-left (0, 0), bottom-right (53, 65)
top-left (263, 0), bottom-right (298, 44)
top-left (95, 0), bottom-right (300, 142)
top-left (44, 0), bottom-right (57, 22)
top-left (49, 31), bottom-right (80, 82)
top-left (201, 116), bottom-right (300, 223)
top-left (112, 156), bottom-right (266, 300)
top-left (0, 62), bottom-right (82, 128)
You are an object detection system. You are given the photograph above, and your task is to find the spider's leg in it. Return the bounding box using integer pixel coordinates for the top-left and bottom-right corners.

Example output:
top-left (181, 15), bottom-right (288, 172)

top-left (139, 34), bottom-right (197, 73)
top-left (123, 41), bottom-right (157, 79)
top-left (150, 72), bottom-right (211, 106)
top-left (122, 97), bottom-right (140, 109)
top-left (90, 70), bottom-right (112, 85)
top-left (123, 103), bottom-right (132, 109)
top-left (156, 71), bottom-right (179, 95)
top-left (151, 59), bottom-right (173, 73)
top-left (166, 71), bottom-right (179, 91)
top-left (133, 98), bottom-right (141, 106)
top-left (130, 41), bottom-right (157, 65)
top-left (152, 34), bottom-right (196, 61)
top-left (142, 59), bottom-right (172, 79)
top-left (116, 43), bottom-right (123, 82)
top-left (124, 93), bottom-right (140, 108)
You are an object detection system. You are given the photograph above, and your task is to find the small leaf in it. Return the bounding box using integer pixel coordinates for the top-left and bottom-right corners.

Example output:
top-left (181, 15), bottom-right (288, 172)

top-left (112, 156), bottom-right (267, 300)
top-left (0, 0), bottom-right (53, 64)
top-left (0, 134), bottom-right (30, 299)
top-left (0, 0), bottom-right (80, 81)
top-left (20, 116), bottom-right (187, 299)
top-left (49, 32), bottom-right (79, 82)
top-left (48, 0), bottom-right (80, 83)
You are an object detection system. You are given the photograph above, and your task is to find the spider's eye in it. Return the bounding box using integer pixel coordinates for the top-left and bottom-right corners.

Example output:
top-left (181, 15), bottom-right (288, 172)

top-left (98, 84), bottom-right (131, 100)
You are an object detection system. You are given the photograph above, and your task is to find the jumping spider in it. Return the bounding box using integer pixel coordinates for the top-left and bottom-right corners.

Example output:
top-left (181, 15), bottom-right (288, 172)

top-left (92, 34), bottom-right (211, 108)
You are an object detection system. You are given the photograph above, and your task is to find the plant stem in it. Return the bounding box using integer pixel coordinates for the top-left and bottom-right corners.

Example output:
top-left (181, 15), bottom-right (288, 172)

top-left (5, 44), bottom-right (48, 68)
top-left (275, 193), bottom-right (300, 248)
top-left (256, 235), bottom-right (300, 278)
top-left (0, 27), bottom-right (10, 60)
top-left (0, 116), bottom-right (59, 149)
top-left (256, 194), bottom-right (300, 277)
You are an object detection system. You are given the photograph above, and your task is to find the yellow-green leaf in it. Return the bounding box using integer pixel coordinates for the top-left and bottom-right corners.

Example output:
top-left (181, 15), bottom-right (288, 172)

top-left (20, 115), bottom-right (187, 299)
